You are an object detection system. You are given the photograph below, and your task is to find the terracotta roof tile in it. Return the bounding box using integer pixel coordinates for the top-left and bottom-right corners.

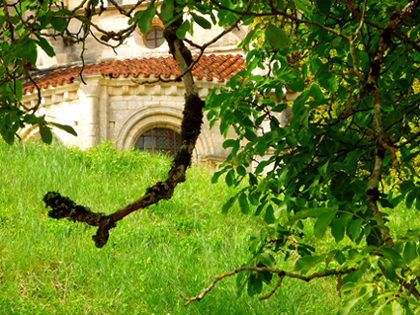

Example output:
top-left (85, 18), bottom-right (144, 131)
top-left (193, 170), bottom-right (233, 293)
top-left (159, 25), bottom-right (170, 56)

top-left (23, 54), bottom-right (246, 94)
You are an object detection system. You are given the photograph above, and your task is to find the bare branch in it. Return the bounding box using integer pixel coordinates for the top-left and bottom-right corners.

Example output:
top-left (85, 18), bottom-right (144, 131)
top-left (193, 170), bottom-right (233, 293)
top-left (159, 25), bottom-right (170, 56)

top-left (179, 266), bottom-right (356, 306)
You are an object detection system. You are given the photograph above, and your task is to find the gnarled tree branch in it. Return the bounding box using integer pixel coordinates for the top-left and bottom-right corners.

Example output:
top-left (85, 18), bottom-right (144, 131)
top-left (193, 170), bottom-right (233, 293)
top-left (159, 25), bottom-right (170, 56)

top-left (43, 4), bottom-right (205, 248)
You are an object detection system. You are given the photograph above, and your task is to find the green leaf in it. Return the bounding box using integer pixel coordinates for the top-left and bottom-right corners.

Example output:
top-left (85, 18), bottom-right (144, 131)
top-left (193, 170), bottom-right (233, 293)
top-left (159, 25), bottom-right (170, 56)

top-left (256, 140), bottom-right (269, 157)
top-left (348, 219), bottom-right (363, 241)
top-left (315, 0), bottom-right (331, 15)
top-left (271, 103), bottom-right (287, 113)
top-left (314, 210), bottom-right (337, 239)
top-left (50, 17), bottom-right (67, 32)
top-left (137, 5), bottom-right (157, 34)
top-left (332, 36), bottom-right (342, 48)
top-left (211, 169), bottom-right (225, 184)
top-left (402, 300), bottom-right (415, 315)
top-left (265, 24), bottom-right (291, 49)
top-left (16, 37), bottom-right (37, 65)
top-left (236, 165), bottom-right (246, 176)
top-left (238, 192), bottom-right (250, 214)
top-left (287, 208), bottom-right (332, 226)
top-left (244, 128), bottom-right (256, 141)
top-left (164, 12), bottom-right (183, 28)
top-left (248, 273), bottom-right (262, 296)
top-left (160, 0), bottom-right (174, 22)
top-left (248, 193), bottom-right (259, 206)
top-left (378, 258), bottom-right (398, 283)
top-left (222, 195), bottom-right (237, 214)
top-left (391, 301), bottom-right (404, 315)
top-left (378, 245), bottom-right (405, 268)
top-left (223, 139), bottom-right (237, 149)
top-left (294, 255), bottom-right (323, 273)
top-left (337, 298), bottom-right (360, 315)
top-left (50, 122), bottom-right (77, 136)
top-left (331, 213), bottom-right (352, 242)
top-left (406, 189), bottom-right (417, 209)
top-left (294, 0), bottom-right (311, 13)
top-left (373, 303), bottom-right (387, 315)
top-left (176, 20), bottom-right (190, 39)
top-left (403, 241), bottom-right (417, 264)
top-left (39, 124), bottom-right (53, 144)
top-left (258, 252), bottom-right (275, 268)
top-left (264, 204), bottom-right (274, 224)
top-left (286, 134), bottom-right (297, 148)
top-left (225, 169), bottom-right (234, 187)
top-left (35, 36), bottom-right (55, 57)
top-left (190, 13), bottom-right (212, 29)
top-left (249, 173), bottom-right (258, 186)
top-left (128, 10), bottom-right (142, 25)
top-left (334, 250), bottom-right (346, 265)
top-left (378, 198), bottom-right (394, 209)
top-left (3, 130), bottom-right (15, 145)
top-left (374, 301), bottom-right (404, 315)
top-left (23, 114), bottom-right (39, 124)
top-left (15, 79), bottom-right (23, 101)
top-left (54, 9), bottom-right (74, 18)
top-left (238, 27), bottom-right (257, 50)
top-left (401, 146), bottom-right (410, 160)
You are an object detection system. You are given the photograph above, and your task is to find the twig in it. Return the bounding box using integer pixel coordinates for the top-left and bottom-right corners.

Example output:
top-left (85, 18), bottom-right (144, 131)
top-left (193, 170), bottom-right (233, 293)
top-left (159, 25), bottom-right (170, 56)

top-left (259, 274), bottom-right (284, 300)
top-left (348, 0), bottom-right (368, 82)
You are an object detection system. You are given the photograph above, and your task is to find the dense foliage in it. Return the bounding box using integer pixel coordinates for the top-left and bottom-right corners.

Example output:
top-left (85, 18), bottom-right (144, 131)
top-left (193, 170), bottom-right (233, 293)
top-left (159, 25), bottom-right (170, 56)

top-left (203, 0), bottom-right (420, 313)
top-left (1, 0), bottom-right (420, 313)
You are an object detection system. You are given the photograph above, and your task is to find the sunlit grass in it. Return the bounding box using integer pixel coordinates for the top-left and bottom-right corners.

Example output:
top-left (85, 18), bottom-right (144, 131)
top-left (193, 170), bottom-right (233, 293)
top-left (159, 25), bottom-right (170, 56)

top-left (0, 141), bottom-right (370, 314)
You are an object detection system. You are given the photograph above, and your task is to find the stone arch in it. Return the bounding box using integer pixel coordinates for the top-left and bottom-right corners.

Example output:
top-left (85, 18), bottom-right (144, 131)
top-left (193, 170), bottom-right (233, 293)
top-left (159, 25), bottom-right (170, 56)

top-left (115, 105), bottom-right (215, 160)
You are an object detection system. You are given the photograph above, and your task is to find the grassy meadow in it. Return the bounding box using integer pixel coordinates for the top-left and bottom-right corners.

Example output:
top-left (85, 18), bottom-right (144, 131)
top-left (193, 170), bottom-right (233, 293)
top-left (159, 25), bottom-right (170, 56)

top-left (0, 141), bottom-right (380, 314)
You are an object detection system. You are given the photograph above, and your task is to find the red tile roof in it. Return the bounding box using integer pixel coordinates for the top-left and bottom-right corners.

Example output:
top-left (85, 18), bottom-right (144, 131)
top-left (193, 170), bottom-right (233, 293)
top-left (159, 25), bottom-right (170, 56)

top-left (23, 54), bottom-right (246, 94)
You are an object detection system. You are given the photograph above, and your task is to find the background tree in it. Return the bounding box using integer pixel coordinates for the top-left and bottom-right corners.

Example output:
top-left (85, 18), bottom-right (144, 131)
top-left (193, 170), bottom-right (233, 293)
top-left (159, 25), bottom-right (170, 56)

top-left (2, 0), bottom-right (420, 313)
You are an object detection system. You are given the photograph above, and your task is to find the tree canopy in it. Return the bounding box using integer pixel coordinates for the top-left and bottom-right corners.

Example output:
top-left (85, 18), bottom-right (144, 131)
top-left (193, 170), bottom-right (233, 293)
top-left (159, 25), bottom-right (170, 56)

top-left (2, 0), bottom-right (420, 313)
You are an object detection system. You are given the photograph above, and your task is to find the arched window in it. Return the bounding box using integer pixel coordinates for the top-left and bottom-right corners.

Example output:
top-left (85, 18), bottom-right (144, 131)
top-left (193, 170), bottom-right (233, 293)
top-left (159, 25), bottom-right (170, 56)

top-left (135, 128), bottom-right (181, 156)
top-left (144, 26), bottom-right (165, 48)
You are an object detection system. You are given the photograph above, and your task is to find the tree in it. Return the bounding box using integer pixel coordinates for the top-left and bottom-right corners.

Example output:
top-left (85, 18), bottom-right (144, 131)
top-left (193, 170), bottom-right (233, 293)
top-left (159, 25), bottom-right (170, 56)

top-left (2, 0), bottom-right (420, 313)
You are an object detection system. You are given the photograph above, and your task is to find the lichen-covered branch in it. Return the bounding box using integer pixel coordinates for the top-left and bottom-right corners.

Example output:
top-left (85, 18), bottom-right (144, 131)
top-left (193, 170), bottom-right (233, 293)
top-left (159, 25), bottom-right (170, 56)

top-left (43, 5), bottom-right (205, 248)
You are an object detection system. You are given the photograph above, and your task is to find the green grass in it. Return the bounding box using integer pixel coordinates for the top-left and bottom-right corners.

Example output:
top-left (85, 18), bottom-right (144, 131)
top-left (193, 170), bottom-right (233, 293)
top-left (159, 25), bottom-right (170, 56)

top-left (0, 141), bottom-right (366, 314)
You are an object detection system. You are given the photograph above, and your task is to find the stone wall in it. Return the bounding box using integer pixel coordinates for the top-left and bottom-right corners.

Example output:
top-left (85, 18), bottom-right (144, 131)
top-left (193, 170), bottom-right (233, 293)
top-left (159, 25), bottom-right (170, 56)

top-left (21, 74), bottom-right (233, 162)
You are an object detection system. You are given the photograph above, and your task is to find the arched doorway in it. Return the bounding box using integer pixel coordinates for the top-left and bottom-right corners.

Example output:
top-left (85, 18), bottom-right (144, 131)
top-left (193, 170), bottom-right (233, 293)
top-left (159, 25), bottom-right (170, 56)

top-left (135, 127), bottom-right (181, 157)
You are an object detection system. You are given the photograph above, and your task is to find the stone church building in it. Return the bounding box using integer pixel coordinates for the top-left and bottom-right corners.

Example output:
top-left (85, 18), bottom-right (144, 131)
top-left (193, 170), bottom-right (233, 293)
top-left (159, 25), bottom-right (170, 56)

top-left (21, 1), bottom-right (294, 164)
